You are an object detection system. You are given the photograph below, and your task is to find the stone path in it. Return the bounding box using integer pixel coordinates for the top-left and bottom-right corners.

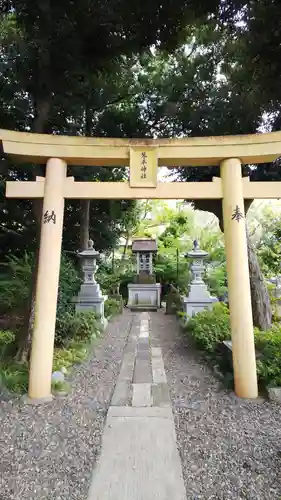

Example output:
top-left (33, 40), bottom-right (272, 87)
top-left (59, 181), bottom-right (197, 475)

top-left (87, 312), bottom-right (187, 500)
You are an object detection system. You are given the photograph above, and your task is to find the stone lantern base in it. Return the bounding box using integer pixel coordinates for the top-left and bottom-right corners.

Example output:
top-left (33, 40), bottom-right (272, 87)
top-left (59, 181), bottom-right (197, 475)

top-left (74, 283), bottom-right (107, 329)
top-left (183, 280), bottom-right (217, 318)
top-left (127, 283), bottom-right (161, 311)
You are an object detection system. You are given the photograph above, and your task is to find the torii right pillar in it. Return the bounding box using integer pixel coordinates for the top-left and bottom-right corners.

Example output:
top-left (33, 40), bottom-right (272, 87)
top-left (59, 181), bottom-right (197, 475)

top-left (221, 158), bottom-right (258, 399)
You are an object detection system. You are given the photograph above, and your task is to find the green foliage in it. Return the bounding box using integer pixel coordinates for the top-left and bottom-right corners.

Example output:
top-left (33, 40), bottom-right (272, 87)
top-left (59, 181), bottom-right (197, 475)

top-left (52, 340), bottom-right (91, 372)
top-left (0, 252), bottom-right (80, 317)
top-left (186, 303), bottom-right (231, 352)
top-left (97, 264), bottom-right (124, 293)
top-left (51, 380), bottom-right (71, 393)
top-left (0, 253), bottom-right (33, 313)
top-left (0, 362), bottom-right (28, 393)
top-left (104, 298), bottom-right (122, 318)
top-left (56, 255), bottom-right (81, 317)
top-left (184, 302), bottom-right (281, 389)
top-left (206, 265), bottom-right (227, 298)
top-left (0, 329), bottom-right (16, 359)
top-left (257, 227), bottom-right (281, 278)
top-left (154, 257), bottom-right (189, 292)
top-left (255, 325), bottom-right (281, 388)
top-left (55, 311), bottom-right (99, 347)
top-left (0, 1), bottom-right (220, 259)
top-left (266, 282), bottom-right (279, 315)
top-left (0, 329), bottom-right (15, 346)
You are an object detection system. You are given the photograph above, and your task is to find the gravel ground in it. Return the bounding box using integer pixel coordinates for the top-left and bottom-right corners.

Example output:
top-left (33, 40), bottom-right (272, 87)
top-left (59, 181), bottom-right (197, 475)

top-left (0, 311), bottom-right (133, 500)
top-left (150, 311), bottom-right (281, 500)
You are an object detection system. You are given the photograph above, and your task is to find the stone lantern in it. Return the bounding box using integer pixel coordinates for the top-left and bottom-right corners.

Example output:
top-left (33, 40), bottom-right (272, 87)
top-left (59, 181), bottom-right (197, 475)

top-left (127, 238), bottom-right (161, 310)
top-left (74, 239), bottom-right (106, 322)
top-left (183, 239), bottom-right (217, 318)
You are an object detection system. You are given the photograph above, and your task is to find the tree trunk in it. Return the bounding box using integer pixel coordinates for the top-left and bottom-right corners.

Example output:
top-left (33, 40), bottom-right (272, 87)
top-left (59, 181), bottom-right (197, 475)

top-left (247, 230), bottom-right (272, 330)
top-left (112, 248), bottom-right (115, 273)
top-left (121, 234), bottom-right (129, 261)
top-left (80, 199), bottom-right (90, 250)
top-left (78, 104), bottom-right (92, 252)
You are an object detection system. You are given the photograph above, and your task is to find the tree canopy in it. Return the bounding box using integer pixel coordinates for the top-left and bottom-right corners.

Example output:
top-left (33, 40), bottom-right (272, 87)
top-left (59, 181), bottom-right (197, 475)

top-left (1, 0), bottom-right (281, 333)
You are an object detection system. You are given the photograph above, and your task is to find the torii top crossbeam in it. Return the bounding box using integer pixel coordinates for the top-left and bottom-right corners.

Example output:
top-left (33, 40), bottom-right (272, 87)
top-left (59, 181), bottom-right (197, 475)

top-left (1, 128), bottom-right (281, 166)
top-left (2, 128), bottom-right (281, 201)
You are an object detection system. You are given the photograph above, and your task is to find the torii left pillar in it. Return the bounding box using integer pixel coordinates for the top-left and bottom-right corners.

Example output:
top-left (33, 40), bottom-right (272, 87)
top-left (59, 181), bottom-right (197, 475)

top-left (28, 158), bottom-right (67, 401)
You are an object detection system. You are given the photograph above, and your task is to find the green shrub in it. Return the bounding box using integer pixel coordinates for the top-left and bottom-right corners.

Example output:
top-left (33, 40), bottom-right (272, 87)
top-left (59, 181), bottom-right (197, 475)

top-left (255, 324), bottom-right (281, 388)
top-left (56, 255), bottom-right (81, 317)
top-left (176, 311), bottom-right (188, 325)
top-left (0, 330), bottom-right (15, 344)
top-left (51, 380), bottom-right (71, 393)
top-left (154, 258), bottom-right (190, 293)
top-left (186, 303), bottom-right (231, 352)
top-left (183, 298), bottom-right (281, 389)
top-left (55, 311), bottom-right (99, 346)
top-left (0, 252), bottom-right (81, 318)
top-left (205, 264), bottom-right (227, 299)
top-left (52, 339), bottom-right (90, 371)
top-left (0, 330), bottom-right (16, 359)
top-left (0, 362), bottom-right (28, 393)
top-left (0, 253), bottom-right (33, 313)
top-left (104, 298), bottom-right (121, 318)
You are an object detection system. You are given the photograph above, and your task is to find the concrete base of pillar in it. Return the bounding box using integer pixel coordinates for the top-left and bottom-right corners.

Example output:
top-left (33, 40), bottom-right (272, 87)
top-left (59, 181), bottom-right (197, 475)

top-left (22, 394), bottom-right (54, 405)
top-left (229, 392), bottom-right (265, 403)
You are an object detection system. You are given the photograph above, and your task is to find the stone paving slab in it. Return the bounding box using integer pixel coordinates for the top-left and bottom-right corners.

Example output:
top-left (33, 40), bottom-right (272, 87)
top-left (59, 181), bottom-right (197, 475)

top-left (152, 383), bottom-right (170, 407)
top-left (108, 406), bottom-right (173, 418)
top-left (152, 355), bottom-right (167, 384)
top-left (118, 352), bottom-right (135, 380)
top-left (138, 338), bottom-right (150, 350)
top-left (132, 383), bottom-right (152, 407)
top-left (111, 380), bottom-right (131, 406)
top-left (88, 411), bottom-right (186, 500)
top-left (133, 358), bottom-right (152, 383)
top-left (151, 347), bottom-right (162, 357)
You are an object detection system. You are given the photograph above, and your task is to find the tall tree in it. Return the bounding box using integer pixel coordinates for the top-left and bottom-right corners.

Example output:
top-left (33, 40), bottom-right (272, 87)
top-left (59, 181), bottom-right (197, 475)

top-left (1, 0), bottom-right (226, 356)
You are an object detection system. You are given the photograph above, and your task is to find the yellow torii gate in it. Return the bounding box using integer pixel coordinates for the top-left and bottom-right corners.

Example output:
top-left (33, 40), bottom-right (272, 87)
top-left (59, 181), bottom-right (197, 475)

top-left (2, 128), bottom-right (281, 402)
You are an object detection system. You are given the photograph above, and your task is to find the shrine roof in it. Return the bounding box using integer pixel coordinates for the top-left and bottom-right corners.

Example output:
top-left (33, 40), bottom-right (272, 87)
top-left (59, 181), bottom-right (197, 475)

top-left (132, 239), bottom-right (157, 252)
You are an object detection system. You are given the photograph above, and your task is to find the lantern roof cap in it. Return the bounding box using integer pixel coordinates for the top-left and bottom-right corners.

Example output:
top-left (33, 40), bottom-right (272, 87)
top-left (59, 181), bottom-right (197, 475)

top-left (77, 239), bottom-right (100, 258)
top-left (185, 240), bottom-right (208, 259)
